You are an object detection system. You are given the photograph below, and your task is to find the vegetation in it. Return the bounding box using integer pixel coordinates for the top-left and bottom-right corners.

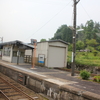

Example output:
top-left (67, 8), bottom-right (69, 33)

top-left (93, 75), bottom-right (100, 82)
top-left (40, 39), bottom-right (46, 42)
top-left (67, 51), bottom-right (100, 67)
top-left (50, 19), bottom-right (100, 68)
top-left (80, 70), bottom-right (90, 80)
top-left (51, 19), bottom-right (100, 52)
top-left (49, 20), bottom-right (100, 83)
top-left (51, 25), bottom-right (73, 43)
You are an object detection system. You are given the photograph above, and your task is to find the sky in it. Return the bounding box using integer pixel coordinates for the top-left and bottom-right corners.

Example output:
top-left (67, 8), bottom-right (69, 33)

top-left (0, 0), bottom-right (100, 43)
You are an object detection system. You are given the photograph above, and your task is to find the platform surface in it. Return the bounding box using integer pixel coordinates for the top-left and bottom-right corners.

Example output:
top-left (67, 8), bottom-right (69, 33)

top-left (0, 60), bottom-right (100, 95)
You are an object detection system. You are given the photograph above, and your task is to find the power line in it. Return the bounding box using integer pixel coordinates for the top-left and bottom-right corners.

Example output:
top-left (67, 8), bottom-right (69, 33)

top-left (80, 2), bottom-right (91, 19)
top-left (24, 0), bottom-right (72, 41)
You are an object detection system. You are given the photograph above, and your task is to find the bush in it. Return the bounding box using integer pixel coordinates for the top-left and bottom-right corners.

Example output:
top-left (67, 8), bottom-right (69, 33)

top-left (93, 76), bottom-right (100, 82)
top-left (80, 70), bottom-right (90, 80)
top-left (82, 52), bottom-right (86, 56)
top-left (93, 50), bottom-right (98, 56)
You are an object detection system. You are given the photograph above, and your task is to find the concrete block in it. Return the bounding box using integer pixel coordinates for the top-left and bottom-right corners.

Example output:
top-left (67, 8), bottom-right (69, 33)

top-left (83, 91), bottom-right (100, 100)
top-left (11, 71), bottom-right (18, 81)
top-left (36, 81), bottom-right (41, 89)
top-left (44, 81), bottom-right (59, 93)
top-left (29, 78), bottom-right (36, 86)
top-left (36, 81), bottom-right (41, 92)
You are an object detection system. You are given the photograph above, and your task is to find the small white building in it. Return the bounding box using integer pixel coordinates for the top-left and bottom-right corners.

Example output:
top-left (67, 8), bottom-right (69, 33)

top-left (36, 40), bottom-right (68, 68)
top-left (0, 40), bottom-right (34, 64)
top-left (25, 40), bottom-right (68, 68)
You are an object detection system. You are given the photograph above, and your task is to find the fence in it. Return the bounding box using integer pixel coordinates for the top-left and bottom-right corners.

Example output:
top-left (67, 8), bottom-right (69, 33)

top-left (24, 55), bottom-right (32, 64)
top-left (24, 55), bottom-right (45, 66)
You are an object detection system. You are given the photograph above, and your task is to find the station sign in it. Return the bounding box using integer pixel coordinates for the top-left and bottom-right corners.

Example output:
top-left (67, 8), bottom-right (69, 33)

top-left (38, 54), bottom-right (45, 63)
top-left (31, 39), bottom-right (37, 45)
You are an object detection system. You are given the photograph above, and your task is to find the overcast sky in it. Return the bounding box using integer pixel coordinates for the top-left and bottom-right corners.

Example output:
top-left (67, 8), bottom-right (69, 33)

top-left (0, 0), bottom-right (100, 43)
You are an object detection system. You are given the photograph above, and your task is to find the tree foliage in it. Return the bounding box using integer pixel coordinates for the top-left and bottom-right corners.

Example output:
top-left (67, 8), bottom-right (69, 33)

top-left (40, 39), bottom-right (46, 42)
top-left (76, 40), bottom-right (84, 50)
top-left (51, 25), bottom-right (73, 43)
top-left (50, 20), bottom-right (100, 52)
top-left (86, 39), bottom-right (98, 47)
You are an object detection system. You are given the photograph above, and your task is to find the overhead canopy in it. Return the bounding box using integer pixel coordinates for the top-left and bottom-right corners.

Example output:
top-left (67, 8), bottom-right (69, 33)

top-left (0, 40), bottom-right (34, 50)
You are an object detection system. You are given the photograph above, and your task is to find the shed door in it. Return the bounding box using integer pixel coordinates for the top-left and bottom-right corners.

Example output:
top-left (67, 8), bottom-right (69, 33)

top-left (48, 46), bottom-right (66, 68)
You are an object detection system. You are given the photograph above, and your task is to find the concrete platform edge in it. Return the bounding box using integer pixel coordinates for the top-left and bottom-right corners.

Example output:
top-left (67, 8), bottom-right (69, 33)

top-left (0, 62), bottom-right (100, 100)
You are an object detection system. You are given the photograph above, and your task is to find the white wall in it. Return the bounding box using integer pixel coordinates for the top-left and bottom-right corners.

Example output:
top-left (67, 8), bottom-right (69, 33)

top-left (2, 46), bottom-right (13, 62)
top-left (48, 46), bottom-right (66, 68)
top-left (66, 45), bottom-right (68, 67)
top-left (12, 46), bottom-right (25, 63)
top-left (25, 50), bottom-right (32, 55)
top-left (37, 42), bottom-right (48, 66)
top-left (48, 42), bottom-right (68, 68)
top-left (0, 51), bottom-right (1, 56)
top-left (2, 45), bottom-right (25, 63)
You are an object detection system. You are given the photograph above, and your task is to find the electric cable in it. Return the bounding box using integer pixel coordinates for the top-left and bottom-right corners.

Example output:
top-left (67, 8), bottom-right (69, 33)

top-left (80, 2), bottom-right (91, 19)
top-left (24, 0), bottom-right (72, 41)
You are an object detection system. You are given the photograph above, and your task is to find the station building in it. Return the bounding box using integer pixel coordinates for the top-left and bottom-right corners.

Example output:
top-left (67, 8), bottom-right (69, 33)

top-left (0, 39), bottom-right (68, 68)
top-left (0, 40), bottom-right (34, 63)
top-left (26, 40), bottom-right (68, 68)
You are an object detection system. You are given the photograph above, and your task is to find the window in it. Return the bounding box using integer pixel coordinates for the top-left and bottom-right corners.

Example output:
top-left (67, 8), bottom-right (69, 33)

top-left (13, 51), bottom-right (24, 57)
top-left (13, 51), bottom-right (17, 57)
top-left (3, 47), bottom-right (11, 56)
top-left (20, 52), bottom-right (24, 57)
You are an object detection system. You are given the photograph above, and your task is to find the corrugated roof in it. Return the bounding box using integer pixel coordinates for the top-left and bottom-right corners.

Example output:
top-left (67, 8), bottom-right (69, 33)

top-left (38, 39), bottom-right (69, 45)
top-left (0, 40), bottom-right (34, 49)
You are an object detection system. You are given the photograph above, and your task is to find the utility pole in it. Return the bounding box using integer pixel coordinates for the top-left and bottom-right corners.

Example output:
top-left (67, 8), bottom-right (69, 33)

top-left (71, 0), bottom-right (80, 76)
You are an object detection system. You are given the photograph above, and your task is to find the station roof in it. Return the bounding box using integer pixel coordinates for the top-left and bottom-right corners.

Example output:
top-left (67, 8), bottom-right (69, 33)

top-left (38, 39), bottom-right (69, 45)
top-left (0, 40), bottom-right (34, 49)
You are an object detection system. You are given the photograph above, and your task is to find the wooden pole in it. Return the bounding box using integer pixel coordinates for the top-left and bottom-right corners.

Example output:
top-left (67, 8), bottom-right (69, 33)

top-left (31, 39), bottom-right (37, 69)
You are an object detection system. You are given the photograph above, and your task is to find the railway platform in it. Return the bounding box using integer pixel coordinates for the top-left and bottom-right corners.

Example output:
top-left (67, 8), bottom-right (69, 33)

top-left (0, 60), bottom-right (100, 100)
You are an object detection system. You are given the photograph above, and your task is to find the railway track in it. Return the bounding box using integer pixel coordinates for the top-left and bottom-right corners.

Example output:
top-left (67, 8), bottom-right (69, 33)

top-left (0, 76), bottom-right (36, 100)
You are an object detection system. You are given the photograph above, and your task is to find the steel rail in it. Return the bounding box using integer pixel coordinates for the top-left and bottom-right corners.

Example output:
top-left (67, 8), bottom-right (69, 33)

top-left (0, 90), bottom-right (10, 100)
top-left (0, 76), bottom-right (35, 100)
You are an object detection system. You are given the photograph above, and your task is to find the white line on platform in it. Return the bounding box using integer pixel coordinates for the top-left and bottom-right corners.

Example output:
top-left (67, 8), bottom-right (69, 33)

top-left (0, 62), bottom-right (46, 77)
top-left (45, 79), bottom-right (77, 86)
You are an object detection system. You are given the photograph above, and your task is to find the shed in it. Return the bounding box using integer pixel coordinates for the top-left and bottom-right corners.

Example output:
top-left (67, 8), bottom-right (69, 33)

top-left (0, 40), bottom-right (34, 64)
top-left (36, 40), bottom-right (68, 68)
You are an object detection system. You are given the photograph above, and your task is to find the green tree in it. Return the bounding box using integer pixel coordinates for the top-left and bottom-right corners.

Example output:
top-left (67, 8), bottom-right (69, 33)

top-left (86, 39), bottom-right (98, 47)
top-left (85, 20), bottom-right (94, 39)
top-left (68, 44), bottom-right (72, 51)
top-left (84, 20), bottom-right (100, 41)
top-left (76, 40), bottom-right (84, 50)
top-left (86, 46), bottom-right (94, 52)
top-left (97, 46), bottom-right (100, 51)
top-left (51, 25), bottom-right (73, 43)
top-left (40, 39), bottom-right (46, 42)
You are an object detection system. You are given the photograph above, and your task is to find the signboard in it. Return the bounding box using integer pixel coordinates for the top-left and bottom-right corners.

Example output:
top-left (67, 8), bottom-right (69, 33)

top-left (38, 54), bottom-right (45, 63)
top-left (31, 39), bottom-right (37, 45)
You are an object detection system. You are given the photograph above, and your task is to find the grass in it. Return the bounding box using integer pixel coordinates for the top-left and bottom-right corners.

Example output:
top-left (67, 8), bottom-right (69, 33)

top-left (67, 51), bottom-right (100, 67)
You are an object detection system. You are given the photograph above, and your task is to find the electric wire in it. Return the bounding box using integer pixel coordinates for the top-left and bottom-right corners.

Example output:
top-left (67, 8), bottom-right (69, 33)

top-left (24, 0), bottom-right (72, 41)
top-left (80, 2), bottom-right (91, 19)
